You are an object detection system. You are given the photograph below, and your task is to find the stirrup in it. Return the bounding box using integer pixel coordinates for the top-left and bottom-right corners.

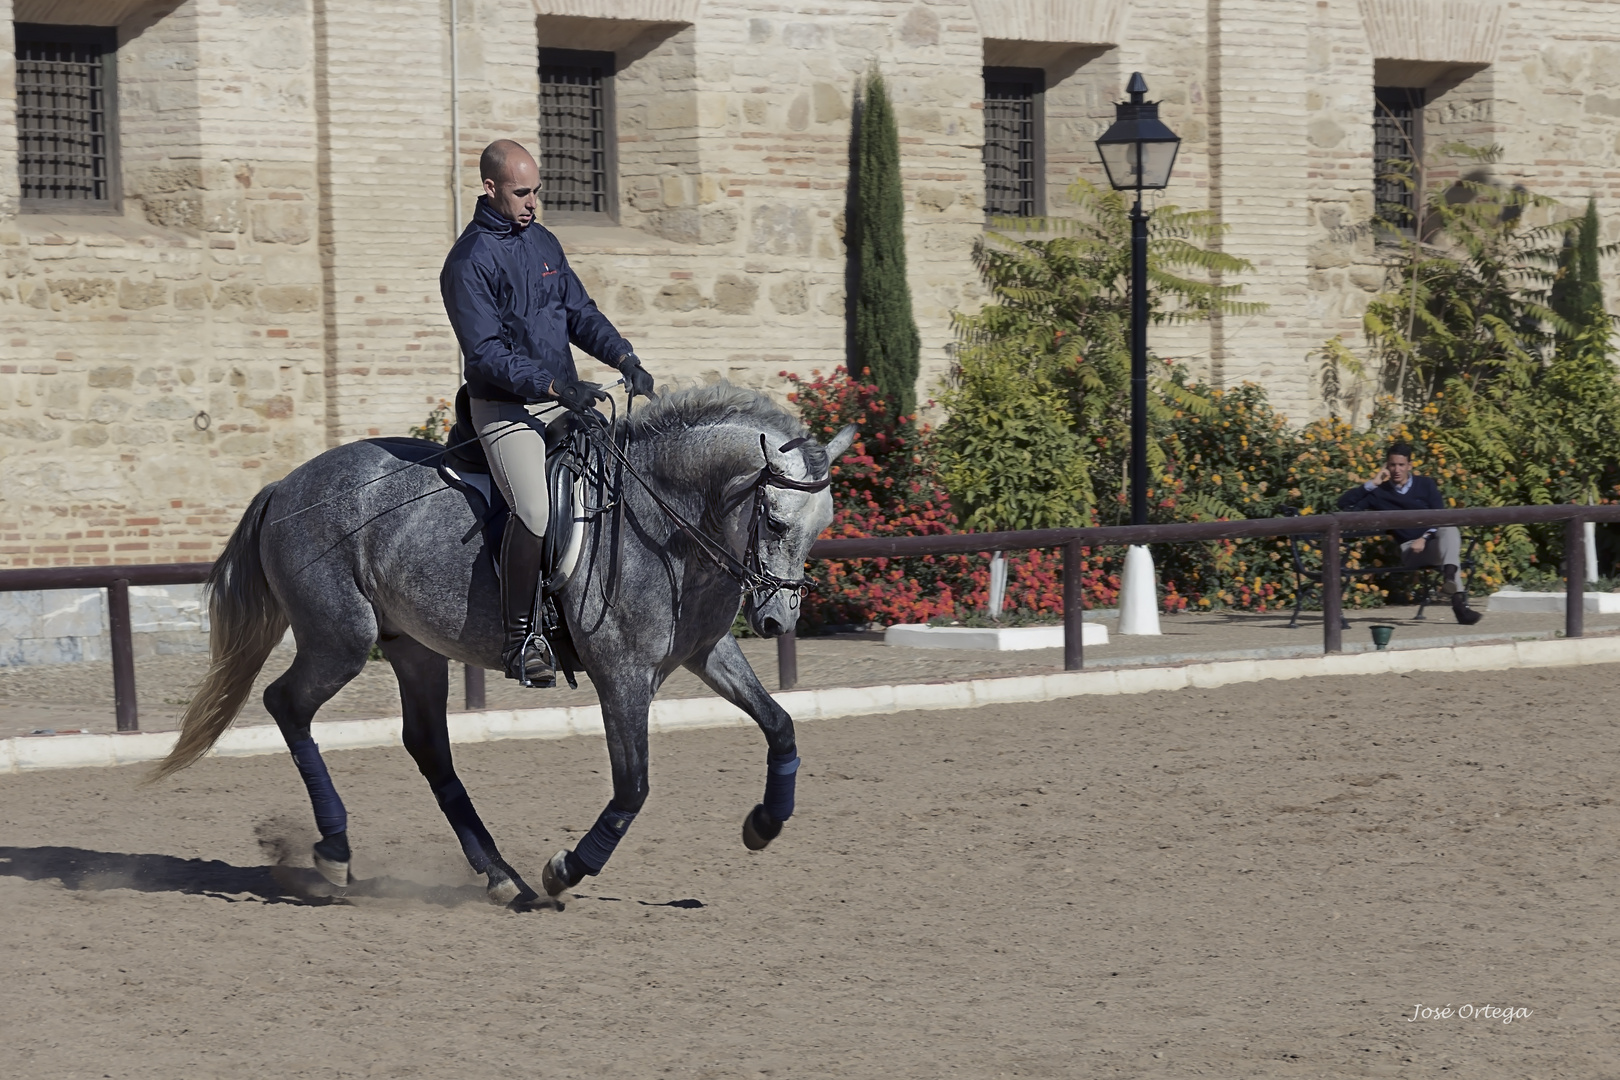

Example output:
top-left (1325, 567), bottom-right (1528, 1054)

top-left (503, 626), bottom-right (556, 688)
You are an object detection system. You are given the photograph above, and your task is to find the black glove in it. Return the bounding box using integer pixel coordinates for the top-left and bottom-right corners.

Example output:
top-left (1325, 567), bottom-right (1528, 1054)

top-left (552, 378), bottom-right (608, 414)
top-left (618, 353), bottom-right (656, 399)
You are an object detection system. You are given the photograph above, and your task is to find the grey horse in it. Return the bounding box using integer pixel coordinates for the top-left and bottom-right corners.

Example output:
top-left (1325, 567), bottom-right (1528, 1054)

top-left (154, 383), bottom-right (856, 907)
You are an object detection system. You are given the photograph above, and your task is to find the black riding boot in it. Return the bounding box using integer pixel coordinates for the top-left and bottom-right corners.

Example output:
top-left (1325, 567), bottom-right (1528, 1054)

top-left (1450, 588), bottom-right (1482, 626)
top-left (499, 520), bottom-right (556, 687)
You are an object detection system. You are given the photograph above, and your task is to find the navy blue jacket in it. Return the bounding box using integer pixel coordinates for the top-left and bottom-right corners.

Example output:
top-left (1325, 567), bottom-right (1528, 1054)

top-left (1337, 474), bottom-right (1443, 542)
top-left (440, 198), bottom-right (631, 403)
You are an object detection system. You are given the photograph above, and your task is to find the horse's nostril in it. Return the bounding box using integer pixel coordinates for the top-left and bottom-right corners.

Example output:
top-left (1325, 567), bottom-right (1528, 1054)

top-left (761, 616), bottom-right (783, 638)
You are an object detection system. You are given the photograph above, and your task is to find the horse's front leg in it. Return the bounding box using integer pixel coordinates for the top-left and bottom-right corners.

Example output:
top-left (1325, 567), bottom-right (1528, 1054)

top-left (684, 633), bottom-right (801, 852)
top-left (541, 678), bottom-right (654, 898)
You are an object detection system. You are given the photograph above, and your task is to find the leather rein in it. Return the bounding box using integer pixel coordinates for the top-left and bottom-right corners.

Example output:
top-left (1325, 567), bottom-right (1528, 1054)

top-left (587, 423), bottom-right (831, 608)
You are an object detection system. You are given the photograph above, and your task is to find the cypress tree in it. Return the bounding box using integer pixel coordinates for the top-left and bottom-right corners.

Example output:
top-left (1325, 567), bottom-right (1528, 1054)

top-left (852, 70), bottom-right (921, 417)
top-left (1551, 197), bottom-right (1604, 341)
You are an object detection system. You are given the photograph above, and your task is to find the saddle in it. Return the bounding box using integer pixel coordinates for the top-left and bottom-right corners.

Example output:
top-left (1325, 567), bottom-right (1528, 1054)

top-left (437, 384), bottom-right (592, 687)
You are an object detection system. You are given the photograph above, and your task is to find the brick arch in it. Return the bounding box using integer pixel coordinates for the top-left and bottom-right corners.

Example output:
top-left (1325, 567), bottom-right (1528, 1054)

top-left (1357, 0), bottom-right (1504, 64)
top-left (969, 0), bottom-right (1127, 46)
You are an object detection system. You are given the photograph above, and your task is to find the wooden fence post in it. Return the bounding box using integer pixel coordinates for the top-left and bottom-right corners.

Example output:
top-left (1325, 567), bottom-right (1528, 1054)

top-left (1566, 517), bottom-right (1585, 639)
top-left (1322, 520), bottom-right (1343, 654)
top-left (108, 579), bottom-right (138, 732)
top-left (463, 663), bottom-right (486, 711)
top-left (1063, 540), bottom-right (1084, 671)
top-left (777, 630), bottom-right (798, 691)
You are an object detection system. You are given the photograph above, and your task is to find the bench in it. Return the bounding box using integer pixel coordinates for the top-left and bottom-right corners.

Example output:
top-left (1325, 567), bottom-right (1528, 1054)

top-left (1279, 506), bottom-right (1479, 629)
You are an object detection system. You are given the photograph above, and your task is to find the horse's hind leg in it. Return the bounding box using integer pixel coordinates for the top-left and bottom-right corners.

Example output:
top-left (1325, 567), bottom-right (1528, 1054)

top-left (263, 630), bottom-right (374, 888)
top-left (684, 633), bottom-right (800, 851)
top-left (379, 633), bottom-right (539, 907)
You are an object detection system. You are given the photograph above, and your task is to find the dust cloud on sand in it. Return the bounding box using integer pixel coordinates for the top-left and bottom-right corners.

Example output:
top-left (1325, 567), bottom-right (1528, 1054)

top-left (1, 665), bottom-right (1617, 1077)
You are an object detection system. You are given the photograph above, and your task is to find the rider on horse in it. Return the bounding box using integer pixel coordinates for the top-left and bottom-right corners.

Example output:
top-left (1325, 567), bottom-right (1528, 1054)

top-left (440, 139), bottom-right (655, 687)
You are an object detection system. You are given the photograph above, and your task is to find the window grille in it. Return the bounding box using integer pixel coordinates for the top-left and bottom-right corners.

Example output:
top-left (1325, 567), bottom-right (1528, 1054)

top-left (1374, 87), bottom-right (1423, 234)
top-left (538, 49), bottom-right (615, 222)
top-left (983, 67), bottom-right (1044, 219)
top-left (15, 24), bottom-right (119, 210)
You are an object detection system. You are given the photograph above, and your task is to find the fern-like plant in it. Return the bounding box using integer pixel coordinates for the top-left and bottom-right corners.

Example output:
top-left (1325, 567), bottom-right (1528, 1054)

top-left (937, 178), bottom-right (1265, 529)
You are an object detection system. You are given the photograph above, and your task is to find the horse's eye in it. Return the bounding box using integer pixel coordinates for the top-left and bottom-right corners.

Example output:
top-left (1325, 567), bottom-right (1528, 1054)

top-left (767, 516), bottom-right (790, 536)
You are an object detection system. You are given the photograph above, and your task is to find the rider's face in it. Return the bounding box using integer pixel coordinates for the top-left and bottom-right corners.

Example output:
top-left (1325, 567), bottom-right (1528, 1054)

top-left (484, 154), bottom-right (540, 228)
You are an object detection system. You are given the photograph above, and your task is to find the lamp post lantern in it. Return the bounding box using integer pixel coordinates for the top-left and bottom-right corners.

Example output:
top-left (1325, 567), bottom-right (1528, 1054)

top-left (1095, 72), bottom-right (1181, 527)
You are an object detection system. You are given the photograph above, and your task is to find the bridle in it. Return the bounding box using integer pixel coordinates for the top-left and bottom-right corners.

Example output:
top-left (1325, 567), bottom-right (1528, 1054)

top-left (589, 424), bottom-right (830, 609)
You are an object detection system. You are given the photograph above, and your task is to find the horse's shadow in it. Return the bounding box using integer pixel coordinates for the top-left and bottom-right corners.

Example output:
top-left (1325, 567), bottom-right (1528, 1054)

top-left (0, 845), bottom-right (488, 908)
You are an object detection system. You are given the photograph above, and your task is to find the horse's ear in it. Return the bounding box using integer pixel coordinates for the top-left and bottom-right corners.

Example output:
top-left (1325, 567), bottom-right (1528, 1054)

top-left (824, 424), bottom-right (858, 463)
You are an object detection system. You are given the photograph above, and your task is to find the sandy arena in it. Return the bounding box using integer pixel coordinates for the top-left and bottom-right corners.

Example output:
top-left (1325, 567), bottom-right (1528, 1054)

top-left (2, 664), bottom-right (1618, 1078)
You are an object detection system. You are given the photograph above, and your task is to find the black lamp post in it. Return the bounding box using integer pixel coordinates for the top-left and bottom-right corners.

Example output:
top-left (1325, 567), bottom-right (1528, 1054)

top-left (1095, 72), bottom-right (1181, 526)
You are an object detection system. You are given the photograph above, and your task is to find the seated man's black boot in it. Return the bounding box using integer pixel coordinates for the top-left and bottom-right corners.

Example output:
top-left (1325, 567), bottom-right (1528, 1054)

top-left (499, 520), bottom-right (556, 687)
top-left (1450, 588), bottom-right (1482, 626)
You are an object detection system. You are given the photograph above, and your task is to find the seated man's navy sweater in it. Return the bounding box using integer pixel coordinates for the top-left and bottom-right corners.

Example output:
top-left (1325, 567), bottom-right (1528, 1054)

top-left (1337, 475), bottom-right (1443, 543)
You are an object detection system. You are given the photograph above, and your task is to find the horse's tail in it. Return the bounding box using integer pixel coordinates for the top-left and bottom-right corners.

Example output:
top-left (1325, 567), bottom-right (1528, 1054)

top-left (150, 483), bottom-right (288, 781)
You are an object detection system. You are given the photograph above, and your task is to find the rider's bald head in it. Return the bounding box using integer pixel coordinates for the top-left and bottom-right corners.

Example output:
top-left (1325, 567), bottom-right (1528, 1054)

top-left (480, 140), bottom-right (539, 227)
top-left (480, 140), bottom-right (533, 185)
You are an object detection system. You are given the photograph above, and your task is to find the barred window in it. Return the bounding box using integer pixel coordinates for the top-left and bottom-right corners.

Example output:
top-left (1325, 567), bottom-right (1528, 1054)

top-left (1374, 86), bottom-right (1423, 235)
top-left (15, 24), bottom-right (119, 211)
top-left (983, 67), bottom-right (1044, 219)
top-left (538, 49), bottom-right (616, 223)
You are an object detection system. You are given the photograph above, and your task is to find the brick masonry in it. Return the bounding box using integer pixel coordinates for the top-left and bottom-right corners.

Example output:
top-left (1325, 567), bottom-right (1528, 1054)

top-left (2, 0), bottom-right (1618, 570)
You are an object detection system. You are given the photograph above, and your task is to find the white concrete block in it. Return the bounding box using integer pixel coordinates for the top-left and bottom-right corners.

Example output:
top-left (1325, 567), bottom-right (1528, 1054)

top-left (213, 724), bottom-right (290, 757)
top-left (311, 717), bottom-right (401, 750)
top-left (14, 734), bottom-right (115, 771)
top-left (446, 711), bottom-right (491, 744)
top-left (771, 690), bottom-right (822, 720)
top-left (888, 681), bottom-right (977, 711)
top-left (1114, 667), bottom-right (1186, 696)
top-left (810, 685), bottom-right (898, 717)
top-left (884, 622), bottom-right (1107, 651)
top-left (1045, 671), bottom-right (1119, 697)
top-left (1487, 590), bottom-right (1620, 614)
top-left (969, 674), bottom-right (1050, 705)
top-left (564, 706), bottom-right (606, 737)
top-left (651, 696), bottom-right (748, 732)
top-left (497, 708), bottom-right (573, 740)
top-left (112, 731), bottom-right (179, 766)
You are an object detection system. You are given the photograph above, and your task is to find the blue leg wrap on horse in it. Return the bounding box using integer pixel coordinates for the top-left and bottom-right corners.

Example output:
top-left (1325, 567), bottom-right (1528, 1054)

top-left (574, 803), bottom-right (639, 875)
top-left (764, 750), bottom-right (800, 822)
top-left (289, 738), bottom-right (348, 838)
top-left (430, 777), bottom-right (497, 874)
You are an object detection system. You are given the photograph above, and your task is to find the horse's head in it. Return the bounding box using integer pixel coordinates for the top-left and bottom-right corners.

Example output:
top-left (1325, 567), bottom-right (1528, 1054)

top-left (736, 422), bottom-right (857, 638)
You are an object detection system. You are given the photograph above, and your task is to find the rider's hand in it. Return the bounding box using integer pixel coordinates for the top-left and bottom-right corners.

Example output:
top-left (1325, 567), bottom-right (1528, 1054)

top-left (552, 378), bottom-right (608, 414)
top-left (618, 353), bottom-right (656, 399)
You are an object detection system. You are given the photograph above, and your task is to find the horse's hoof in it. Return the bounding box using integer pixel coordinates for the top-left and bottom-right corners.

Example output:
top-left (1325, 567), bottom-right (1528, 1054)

top-left (487, 859), bottom-right (539, 908)
top-left (487, 873), bottom-right (520, 906)
top-left (313, 852), bottom-right (351, 888)
top-left (742, 804), bottom-right (782, 851)
top-left (541, 848), bottom-right (577, 898)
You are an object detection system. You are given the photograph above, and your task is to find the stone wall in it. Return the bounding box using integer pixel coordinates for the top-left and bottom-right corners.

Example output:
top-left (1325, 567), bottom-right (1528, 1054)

top-left (2, 0), bottom-right (1619, 585)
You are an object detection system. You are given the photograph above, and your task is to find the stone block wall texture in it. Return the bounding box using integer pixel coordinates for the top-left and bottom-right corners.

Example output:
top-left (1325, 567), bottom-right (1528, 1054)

top-left (0, 0), bottom-right (1617, 576)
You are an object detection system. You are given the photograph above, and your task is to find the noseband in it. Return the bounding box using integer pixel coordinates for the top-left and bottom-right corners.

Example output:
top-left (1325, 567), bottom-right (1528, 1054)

top-left (741, 435), bottom-right (830, 608)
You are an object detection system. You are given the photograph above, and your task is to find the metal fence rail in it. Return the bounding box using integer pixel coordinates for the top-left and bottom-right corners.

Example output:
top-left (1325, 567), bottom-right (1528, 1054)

top-left (4, 504), bottom-right (1617, 727)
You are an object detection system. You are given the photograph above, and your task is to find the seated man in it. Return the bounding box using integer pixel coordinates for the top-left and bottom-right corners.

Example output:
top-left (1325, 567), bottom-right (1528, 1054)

top-left (1338, 441), bottom-right (1482, 625)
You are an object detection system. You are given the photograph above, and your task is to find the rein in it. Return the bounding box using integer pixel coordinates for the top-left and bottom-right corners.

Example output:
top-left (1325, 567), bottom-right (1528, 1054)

top-left (587, 422), bottom-right (829, 607)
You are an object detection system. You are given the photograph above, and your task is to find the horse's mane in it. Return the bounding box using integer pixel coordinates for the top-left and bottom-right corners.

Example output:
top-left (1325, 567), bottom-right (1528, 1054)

top-left (620, 381), bottom-right (829, 476)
